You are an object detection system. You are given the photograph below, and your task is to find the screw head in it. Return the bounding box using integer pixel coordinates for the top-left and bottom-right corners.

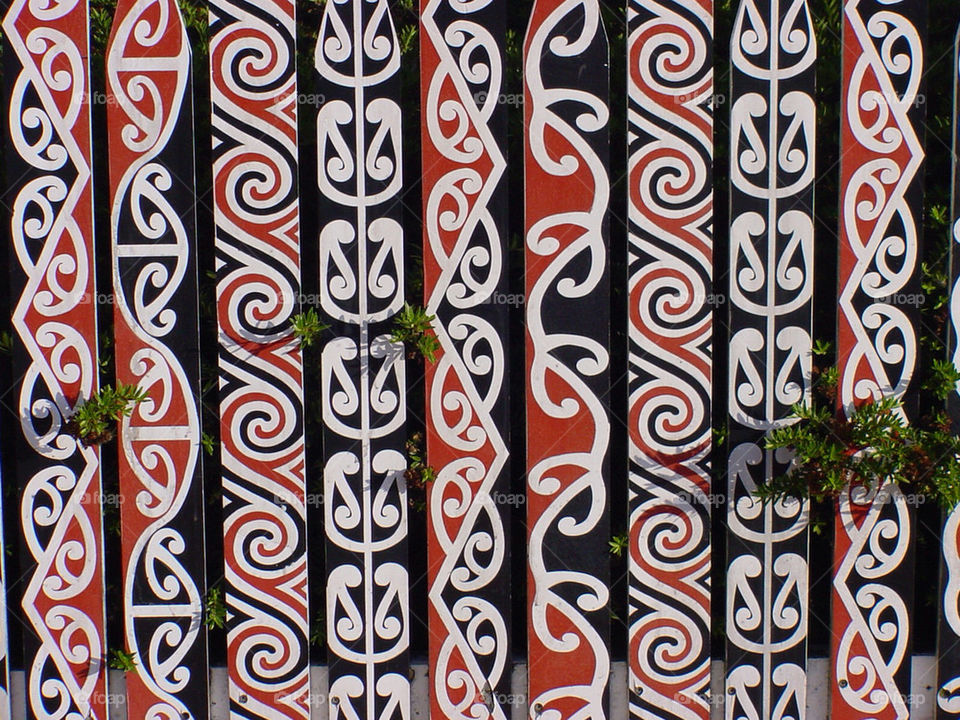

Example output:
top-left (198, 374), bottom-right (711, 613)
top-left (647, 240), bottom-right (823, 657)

top-left (727, 687), bottom-right (735, 696)
top-left (239, 694), bottom-right (247, 704)
top-left (839, 679), bottom-right (848, 688)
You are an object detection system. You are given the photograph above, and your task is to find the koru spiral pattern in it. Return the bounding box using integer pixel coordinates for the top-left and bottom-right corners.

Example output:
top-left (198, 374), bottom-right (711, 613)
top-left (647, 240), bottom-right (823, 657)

top-left (626, 1), bottom-right (713, 718)
top-left (421, 1), bottom-right (512, 718)
top-left (316, 1), bottom-right (410, 718)
top-left (210, 0), bottom-right (310, 713)
top-left (3, 0), bottom-right (108, 716)
top-left (524, 1), bottom-right (611, 717)
top-left (726, 1), bottom-right (815, 718)
top-left (106, 0), bottom-right (208, 716)
top-left (835, 1), bottom-right (925, 718)
top-left (942, 26), bottom-right (960, 718)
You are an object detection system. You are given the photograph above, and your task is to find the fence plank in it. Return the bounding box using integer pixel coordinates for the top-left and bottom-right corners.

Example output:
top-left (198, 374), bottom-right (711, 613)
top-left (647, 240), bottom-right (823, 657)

top-left (0, 463), bottom-right (9, 720)
top-left (315, 1), bottom-right (411, 717)
top-left (105, 0), bottom-right (209, 716)
top-left (941, 27), bottom-right (960, 719)
top-left (524, 1), bottom-right (611, 716)
top-left (725, 1), bottom-right (815, 717)
top-left (834, 1), bottom-right (926, 718)
top-left (626, 1), bottom-right (714, 718)
top-left (208, 0), bottom-right (311, 713)
top-left (1, 0), bottom-right (108, 716)
top-left (420, 1), bottom-right (513, 717)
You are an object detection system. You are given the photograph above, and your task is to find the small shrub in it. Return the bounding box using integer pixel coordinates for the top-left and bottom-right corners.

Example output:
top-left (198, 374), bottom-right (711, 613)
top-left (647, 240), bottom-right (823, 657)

top-left (404, 432), bottom-right (436, 511)
top-left (757, 358), bottom-right (960, 509)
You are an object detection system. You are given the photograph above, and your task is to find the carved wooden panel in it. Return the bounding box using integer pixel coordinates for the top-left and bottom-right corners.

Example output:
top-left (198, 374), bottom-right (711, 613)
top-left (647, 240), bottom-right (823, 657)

top-left (942, 28), bottom-right (960, 718)
top-left (2, 0), bottom-right (108, 717)
top-left (834, 1), bottom-right (925, 718)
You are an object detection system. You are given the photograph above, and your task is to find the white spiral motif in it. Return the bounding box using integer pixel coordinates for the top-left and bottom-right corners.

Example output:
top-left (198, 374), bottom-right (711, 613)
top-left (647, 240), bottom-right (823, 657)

top-left (626, 1), bottom-right (713, 717)
top-left (210, 0), bottom-right (310, 714)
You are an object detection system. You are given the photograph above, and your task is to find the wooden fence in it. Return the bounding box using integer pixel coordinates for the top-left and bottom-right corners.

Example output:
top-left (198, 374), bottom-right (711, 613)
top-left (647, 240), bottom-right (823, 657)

top-left (0, 0), bottom-right (956, 718)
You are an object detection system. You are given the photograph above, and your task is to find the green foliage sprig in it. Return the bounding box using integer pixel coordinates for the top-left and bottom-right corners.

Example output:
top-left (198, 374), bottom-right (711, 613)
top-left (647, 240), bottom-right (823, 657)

top-left (65, 383), bottom-right (149, 446)
top-left (391, 304), bottom-right (441, 363)
top-left (203, 586), bottom-right (227, 630)
top-left (108, 648), bottom-right (138, 672)
top-left (290, 307), bottom-right (328, 349)
top-left (201, 432), bottom-right (216, 456)
top-left (404, 432), bottom-right (436, 512)
top-left (309, 609), bottom-right (326, 648)
top-left (608, 532), bottom-right (629, 557)
top-left (757, 355), bottom-right (960, 509)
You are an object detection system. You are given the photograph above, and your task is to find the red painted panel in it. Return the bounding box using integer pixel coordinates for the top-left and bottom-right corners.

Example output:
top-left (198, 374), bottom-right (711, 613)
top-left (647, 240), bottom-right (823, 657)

top-left (524, 1), bottom-right (611, 716)
top-left (106, 0), bottom-right (209, 716)
top-left (2, 0), bottom-right (107, 716)
top-left (626, 1), bottom-right (713, 717)
top-left (421, 1), bottom-right (512, 717)
top-left (834, 1), bottom-right (925, 718)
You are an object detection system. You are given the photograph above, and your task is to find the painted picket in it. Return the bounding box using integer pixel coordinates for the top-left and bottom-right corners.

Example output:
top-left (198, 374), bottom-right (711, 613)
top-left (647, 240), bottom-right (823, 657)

top-left (943, 27), bottom-right (960, 719)
top-left (315, 1), bottom-right (411, 717)
top-left (2, 0), bottom-right (108, 717)
top-left (105, 0), bottom-right (209, 715)
top-left (725, 1), bottom-right (815, 718)
top-left (420, 1), bottom-right (514, 717)
top-left (208, 0), bottom-right (311, 713)
top-left (834, 1), bottom-right (925, 719)
top-left (0, 466), bottom-right (6, 720)
top-left (625, 1), bottom-right (714, 718)
top-left (523, 1), bottom-right (611, 716)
